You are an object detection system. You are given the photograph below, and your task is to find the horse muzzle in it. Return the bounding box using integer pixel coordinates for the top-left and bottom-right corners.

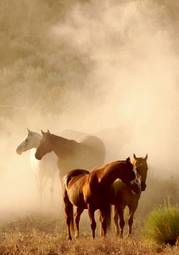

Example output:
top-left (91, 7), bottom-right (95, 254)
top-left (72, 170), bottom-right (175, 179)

top-left (16, 147), bottom-right (22, 155)
top-left (141, 183), bottom-right (146, 191)
top-left (35, 152), bottom-right (42, 160)
top-left (129, 180), bottom-right (141, 194)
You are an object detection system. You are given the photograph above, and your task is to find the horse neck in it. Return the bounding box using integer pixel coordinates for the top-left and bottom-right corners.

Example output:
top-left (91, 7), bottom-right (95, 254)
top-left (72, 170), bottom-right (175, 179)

top-left (49, 134), bottom-right (74, 157)
top-left (33, 138), bottom-right (41, 148)
top-left (100, 163), bottom-right (124, 187)
top-left (30, 133), bottom-right (42, 148)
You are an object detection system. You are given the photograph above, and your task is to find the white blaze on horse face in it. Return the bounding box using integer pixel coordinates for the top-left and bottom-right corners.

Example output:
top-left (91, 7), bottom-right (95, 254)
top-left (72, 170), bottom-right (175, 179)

top-left (132, 162), bottom-right (138, 181)
top-left (129, 163), bottom-right (142, 194)
top-left (132, 154), bottom-right (148, 192)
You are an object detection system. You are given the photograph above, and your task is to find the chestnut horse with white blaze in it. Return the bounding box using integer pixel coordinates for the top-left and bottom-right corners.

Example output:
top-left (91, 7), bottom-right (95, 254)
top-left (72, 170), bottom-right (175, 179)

top-left (63, 158), bottom-right (137, 240)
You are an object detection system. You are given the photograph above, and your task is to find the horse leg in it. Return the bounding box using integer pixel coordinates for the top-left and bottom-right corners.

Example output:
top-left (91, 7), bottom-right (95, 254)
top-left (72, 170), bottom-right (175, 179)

top-left (118, 206), bottom-right (125, 238)
top-left (100, 208), bottom-right (107, 237)
top-left (114, 206), bottom-right (120, 236)
top-left (38, 177), bottom-right (44, 204)
top-left (100, 204), bottom-right (111, 237)
top-left (128, 205), bottom-right (137, 236)
top-left (38, 173), bottom-right (48, 206)
top-left (88, 205), bottom-right (96, 239)
top-left (50, 176), bottom-right (56, 205)
top-left (74, 207), bottom-right (84, 239)
top-left (63, 190), bottom-right (73, 240)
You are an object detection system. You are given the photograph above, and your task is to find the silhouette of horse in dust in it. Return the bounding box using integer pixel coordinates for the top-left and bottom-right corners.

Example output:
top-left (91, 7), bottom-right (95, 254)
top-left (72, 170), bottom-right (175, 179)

top-left (35, 130), bottom-right (105, 181)
top-left (111, 154), bottom-right (148, 237)
top-left (16, 129), bottom-right (59, 202)
top-left (63, 158), bottom-right (137, 240)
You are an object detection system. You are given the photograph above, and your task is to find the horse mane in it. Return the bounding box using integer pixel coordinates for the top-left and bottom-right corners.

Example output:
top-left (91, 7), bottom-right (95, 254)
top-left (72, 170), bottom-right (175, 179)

top-left (50, 133), bottom-right (78, 144)
top-left (98, 160), bottom-right (127, 175)
top-left (49, 133), bottom-right (82, 156)
top-left (63, 169), bottom-right (90, 188)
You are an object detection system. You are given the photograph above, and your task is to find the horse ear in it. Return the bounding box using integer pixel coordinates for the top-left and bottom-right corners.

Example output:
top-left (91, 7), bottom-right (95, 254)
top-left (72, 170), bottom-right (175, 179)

top-left (41, 130), bottom-right (45, 135)
top-left (145, 154), bottom-right (148, 160)
top-left (47, 129), bottom-right (50, 134)
top-left (126, 157), bottom-right (131, 163)
top-left (133, 153), bottom-right (137, 160)
top-left (27, 128), bottom-right (31, 134)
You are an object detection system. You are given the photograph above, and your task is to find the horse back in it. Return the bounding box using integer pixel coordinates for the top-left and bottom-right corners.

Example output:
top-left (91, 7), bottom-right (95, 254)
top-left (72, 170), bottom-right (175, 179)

top-left (64, 169), bottom-right (89, 188)
top-left (81, 135), bottom-right (105, 150)
top-left (80, 135), bottom-right (106, 166)
top-left (86, 160), bottom-right (124, 191)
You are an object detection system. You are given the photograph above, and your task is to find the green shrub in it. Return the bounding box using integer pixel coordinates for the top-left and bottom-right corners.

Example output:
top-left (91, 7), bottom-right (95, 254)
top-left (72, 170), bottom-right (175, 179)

top-left (142, 205), bottom-right (179, 245)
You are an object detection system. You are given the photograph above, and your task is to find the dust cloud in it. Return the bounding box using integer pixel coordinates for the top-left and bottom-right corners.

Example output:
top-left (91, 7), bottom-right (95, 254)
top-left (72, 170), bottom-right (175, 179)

top-left (49, 0), bottom-right (179, 171)
top-left (0, 0), bottom-right (179, 220)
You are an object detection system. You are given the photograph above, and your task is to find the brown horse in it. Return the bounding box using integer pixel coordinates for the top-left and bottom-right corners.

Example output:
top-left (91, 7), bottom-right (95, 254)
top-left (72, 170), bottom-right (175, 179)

top-left (35, 130), bottom-right (105, 180)
top-left (63, 158), bottom-right (137, 240)
top-left (111, 154), bottom-right (148, 237)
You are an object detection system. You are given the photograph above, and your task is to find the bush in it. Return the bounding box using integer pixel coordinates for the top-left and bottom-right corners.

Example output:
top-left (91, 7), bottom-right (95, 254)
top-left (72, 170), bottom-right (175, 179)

top-left (142, 205), bottom-right (179, 245)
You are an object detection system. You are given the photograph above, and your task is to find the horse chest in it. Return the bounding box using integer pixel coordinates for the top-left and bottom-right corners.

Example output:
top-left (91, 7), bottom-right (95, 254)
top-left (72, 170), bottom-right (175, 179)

top-left (83, 185), bottom-right (106, 208)
top-left (30, 149), bottom-right (58, 178)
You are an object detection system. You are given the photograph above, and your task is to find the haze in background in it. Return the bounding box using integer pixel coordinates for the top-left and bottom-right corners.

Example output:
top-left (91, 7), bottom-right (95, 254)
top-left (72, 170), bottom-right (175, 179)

top-left (0, 0), bottom-right (179, 219)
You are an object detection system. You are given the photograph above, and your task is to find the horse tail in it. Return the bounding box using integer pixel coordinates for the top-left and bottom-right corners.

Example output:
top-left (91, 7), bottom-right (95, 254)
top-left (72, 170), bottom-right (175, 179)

top-left (70, 203), bottom-right (74, 232)
top-left (63, 189), bottom-right (74, 235)
top-left (70, 204), bottom-right (74, 232)
top-left (63, 169), bottom-right (90, 188)
top-left (88, 171), bottom-right (99, 194)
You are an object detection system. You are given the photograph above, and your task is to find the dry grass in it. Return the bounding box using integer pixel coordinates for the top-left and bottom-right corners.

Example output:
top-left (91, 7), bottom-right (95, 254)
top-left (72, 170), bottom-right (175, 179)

top-left (0, 215), bottom-right (178, 255)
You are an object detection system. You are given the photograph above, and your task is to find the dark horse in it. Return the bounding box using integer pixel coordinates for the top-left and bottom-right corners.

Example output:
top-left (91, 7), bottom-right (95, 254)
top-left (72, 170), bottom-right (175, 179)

top-left (63, 158), bottom-right (137, 240)
top-left (111, 154), bottom-right (148, 237)
top-left (35, 130), bottom-right (105, 179)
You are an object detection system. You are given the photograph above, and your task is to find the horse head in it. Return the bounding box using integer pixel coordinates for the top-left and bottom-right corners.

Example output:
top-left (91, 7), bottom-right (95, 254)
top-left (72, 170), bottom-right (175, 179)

top-left (16, 129), bottom-right (41, 155)
top-left (119, 157), bottom-right (137, 185)
top-left (133, 153), bottom-right (148, 191)
top-left (35, 130), bottom-right (52, 160)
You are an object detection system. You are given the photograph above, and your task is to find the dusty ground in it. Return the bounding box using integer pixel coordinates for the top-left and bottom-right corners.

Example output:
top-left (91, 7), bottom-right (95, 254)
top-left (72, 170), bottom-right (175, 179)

top-left (0, 214), bottom-right (178, 255)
